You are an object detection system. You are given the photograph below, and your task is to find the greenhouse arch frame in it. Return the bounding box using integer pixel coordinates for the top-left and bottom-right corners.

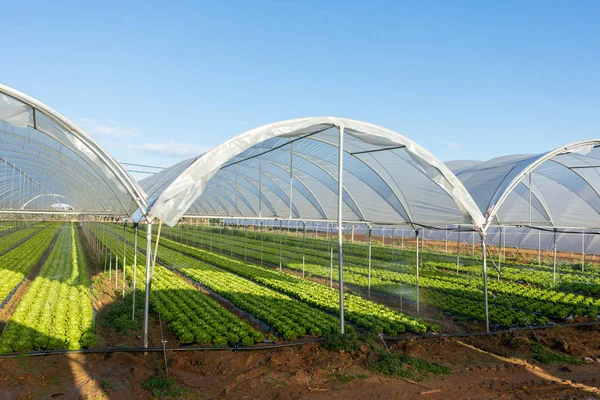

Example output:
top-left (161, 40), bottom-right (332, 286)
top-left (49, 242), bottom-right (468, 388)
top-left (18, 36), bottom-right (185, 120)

top-left (0, 84), bottom-right (148, 215)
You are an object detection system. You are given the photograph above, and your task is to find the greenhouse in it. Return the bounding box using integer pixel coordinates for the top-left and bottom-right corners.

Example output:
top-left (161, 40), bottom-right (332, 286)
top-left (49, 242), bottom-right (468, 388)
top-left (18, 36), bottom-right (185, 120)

top-left (0, 84), bottom-right (599, 358)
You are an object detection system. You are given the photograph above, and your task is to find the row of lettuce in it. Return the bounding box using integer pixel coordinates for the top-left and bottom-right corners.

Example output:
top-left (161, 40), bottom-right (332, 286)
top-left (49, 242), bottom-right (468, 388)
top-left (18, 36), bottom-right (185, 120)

top-left (162, 225), bottom-right (600, 327)
top-left (0, 223), bottom-right (97, 354)
top-left (96, 224), bottom-right (434, 347)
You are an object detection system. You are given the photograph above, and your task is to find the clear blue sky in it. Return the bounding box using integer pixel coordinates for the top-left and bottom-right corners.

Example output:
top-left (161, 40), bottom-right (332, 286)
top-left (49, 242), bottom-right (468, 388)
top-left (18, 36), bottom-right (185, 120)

top-left (3, 1), bottom-right (599, 180)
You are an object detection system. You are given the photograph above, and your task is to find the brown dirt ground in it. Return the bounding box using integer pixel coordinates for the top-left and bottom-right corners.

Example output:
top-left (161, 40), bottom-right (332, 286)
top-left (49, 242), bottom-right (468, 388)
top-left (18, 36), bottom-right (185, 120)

top-left (0, 326), bottom-right (600, 399)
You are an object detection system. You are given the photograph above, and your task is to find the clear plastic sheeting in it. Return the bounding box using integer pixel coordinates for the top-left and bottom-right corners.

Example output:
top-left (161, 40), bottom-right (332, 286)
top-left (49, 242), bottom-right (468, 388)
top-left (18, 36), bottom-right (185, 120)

top-left (0, 85), bottom-right (147, 215)
top-left (449, 141), bottom-right (600, 230)
top-left (143, 117), bottom-right (485, 228)
top-left (417, 225), bottom-right (600, 258)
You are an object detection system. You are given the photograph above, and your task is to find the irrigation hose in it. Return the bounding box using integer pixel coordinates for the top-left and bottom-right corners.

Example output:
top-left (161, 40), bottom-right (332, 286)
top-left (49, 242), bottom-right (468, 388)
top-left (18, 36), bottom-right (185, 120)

top-left (1, 321), bottom-right (600, 359)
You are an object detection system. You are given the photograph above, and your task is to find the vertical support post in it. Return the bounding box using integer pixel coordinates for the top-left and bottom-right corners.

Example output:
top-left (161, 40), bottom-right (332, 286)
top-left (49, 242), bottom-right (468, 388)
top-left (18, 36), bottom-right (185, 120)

top-left (498, 226), bottom-right (502, 270)
top-left (244, 221), bottom-right (248, 260)
top-left (481, 234), bottom-right (490, 333)
top-left (502, 226), bottom-right (506, 261)
top-left (279, 219), bottom-right (283, 271)
top-left (337, 125), bottom-right (345, 335)
top-left (259, 150), bottom-right (263, 219)
top-left (553, 229), bottom-right (557, 285)
top-left (289, 142), bottom-right (293, 220)
top-left (456, 225), bottom-right (461, 273)
top-left (368, 226), bottom-right (372, 299)
top-left (415, 229), bottom-right (420, 315)
top-left (143, 222), bottom-right (153, 348)
top-left (122, 223), bottom-right (127, 297)
top-left (109, 226), bottom-right (113, 279)
top-left (351, 225), bottom-right (355, 242)
top-left (200, 219), bottom-right (204, 248)
top-left (582, 230), bottom-right (585, 272)
top-left (219, 220), bottom-right (223, 254)
top-left (445, 227), bottom-right (448, 254)
top-left (329, 223), bottom-right (333, 288)
top-left (401, 228), bottom-right (404, 249)
top-left (538, 229), bottom-right (541, 266)
top-left (260, 220), bottom-right (264, 265)
top-left (528, 172), bottom-right (532, 225)
top-left (103, 222), bottom-right (107, 273)
top-left (115, 221), bottom-right (119, 288)
top-left (132, 224), bottom-right (138, 320)
top-left (230, 220), bottom-right (234, 257)
top-left (391, 228), bottom-right (395, 262)
top-left (302, 221), bottom-right (306, 279)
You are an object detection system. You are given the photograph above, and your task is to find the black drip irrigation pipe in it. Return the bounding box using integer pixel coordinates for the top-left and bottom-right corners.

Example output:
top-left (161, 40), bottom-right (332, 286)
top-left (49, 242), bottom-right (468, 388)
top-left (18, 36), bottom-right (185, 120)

top-left (0, 338), bottom-right (325, 359)
top-left (382, 319), bottom-right (600, 341)
top-left (2, 321), bottom-right (600, 360)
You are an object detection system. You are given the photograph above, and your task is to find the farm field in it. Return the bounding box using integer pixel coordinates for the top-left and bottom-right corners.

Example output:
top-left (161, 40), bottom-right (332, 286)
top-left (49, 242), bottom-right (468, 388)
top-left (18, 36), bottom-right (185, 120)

top-left (158, 224), bottom-right (600, 331)
top-left (0, 221), bottom-right (599, 398)
top-left (2, 221), bottom-right (599, 347)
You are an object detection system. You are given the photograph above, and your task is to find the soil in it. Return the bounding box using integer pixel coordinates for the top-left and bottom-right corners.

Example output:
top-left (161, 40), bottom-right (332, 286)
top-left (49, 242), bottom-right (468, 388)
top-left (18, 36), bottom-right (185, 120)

top-left (1, 326), bottom-right (600, 399)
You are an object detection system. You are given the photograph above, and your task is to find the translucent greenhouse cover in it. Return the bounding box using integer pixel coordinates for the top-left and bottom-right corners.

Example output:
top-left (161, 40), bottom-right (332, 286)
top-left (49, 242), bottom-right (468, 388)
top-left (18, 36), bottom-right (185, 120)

top-left (142, 117), bottom-right (486, 228)
top-left (448, 141), bottom-right (600, 230)
top-left (0, 84), bottom-right (147, 215)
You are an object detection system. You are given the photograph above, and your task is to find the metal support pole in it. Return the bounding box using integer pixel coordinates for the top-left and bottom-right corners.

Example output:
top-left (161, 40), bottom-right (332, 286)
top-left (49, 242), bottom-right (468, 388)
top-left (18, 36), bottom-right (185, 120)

top-left (582, 230), bottom-right (585, 271)
top-left (230, 221), bottom-right (234, 257)
top-left (279, 220), bottom-right (283, 271)
top-left (456, 226), bottom-right (461, 273)
top-left (260, 220), bottom-right (264, 265)
top-left (219, 220), bottom-right (223, 254)
top-left (538, 229), bottom-right (541, 266)
top-left (498, 227), bottom-right (502, 271)
top-left (143, 222), bottom-right (153, 348)
top-left (401, 228), bottom-right (404, 249)
top-left (368, 226), bottom-right (372, 299)
top-left (122, 223), bottom-right (127, 297)
top-left (103, 223), bottom-right (107, 273)
top-left (199, 220), bottom-right (203, 248)
top-left (244, 221), bottom-right (248, 260)
top-left (132, 224), bottom-right (138, 320)
top-left (445, 227), bottom-right (448, 254)
top-left (391, 229), bottom-right (395, 262)
top-left (115, 221), bottom-right (119, 288)
top-left (337, 125), bottom-right (345, 335)
top-left (553, 229), bottom-right (557, 285)
top-left (481, 235), bottom-right (490, 333)
top-left (302, 221), bottom-right (306, 279)
top-left (415, 230), bottom-right (420, 315)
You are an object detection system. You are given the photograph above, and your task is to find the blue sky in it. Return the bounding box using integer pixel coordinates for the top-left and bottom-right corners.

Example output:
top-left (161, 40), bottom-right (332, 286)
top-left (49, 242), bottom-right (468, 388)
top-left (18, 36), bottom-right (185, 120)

top-left (3, 1), bottom-right (599, 180)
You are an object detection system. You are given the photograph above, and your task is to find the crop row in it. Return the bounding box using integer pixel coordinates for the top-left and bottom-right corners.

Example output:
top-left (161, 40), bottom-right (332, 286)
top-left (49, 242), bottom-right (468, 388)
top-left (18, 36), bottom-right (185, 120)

top-left (0, 225), bottom-right (60, 304)
top-left (144, 228), bottom-right (433, 335)
top-left (0, 223), bottom-right (96, 353)
top-left (165, 227), bottom-right (600, 327)
top-left (97, 225), bottom-right (265, 346)
top-left (0, 224), bottom-right (44, 255)
top-left (120, 228), bottom-right (342, 339)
